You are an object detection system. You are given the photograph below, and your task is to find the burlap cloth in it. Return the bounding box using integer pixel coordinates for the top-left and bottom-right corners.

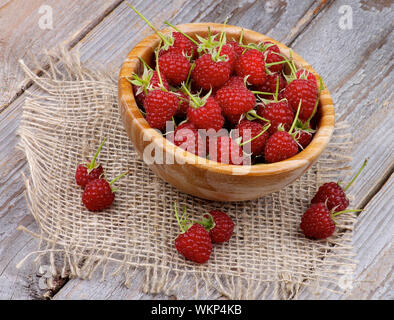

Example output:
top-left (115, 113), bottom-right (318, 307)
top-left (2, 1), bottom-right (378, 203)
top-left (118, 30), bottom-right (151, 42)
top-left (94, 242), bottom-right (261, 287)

top-left (16, 49), bottom-right (357, 299)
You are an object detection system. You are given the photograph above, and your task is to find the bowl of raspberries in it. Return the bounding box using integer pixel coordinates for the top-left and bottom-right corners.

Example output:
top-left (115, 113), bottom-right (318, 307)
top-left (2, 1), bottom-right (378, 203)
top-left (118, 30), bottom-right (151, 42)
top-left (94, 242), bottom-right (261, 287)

top-left (118, 10), bottom-right (334, 201)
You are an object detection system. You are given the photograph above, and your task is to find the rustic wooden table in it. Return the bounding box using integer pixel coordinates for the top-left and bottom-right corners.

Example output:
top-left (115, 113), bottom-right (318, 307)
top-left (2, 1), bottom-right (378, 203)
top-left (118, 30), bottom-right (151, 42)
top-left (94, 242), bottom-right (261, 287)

top-left (0, 0), bottom-right (392, 300)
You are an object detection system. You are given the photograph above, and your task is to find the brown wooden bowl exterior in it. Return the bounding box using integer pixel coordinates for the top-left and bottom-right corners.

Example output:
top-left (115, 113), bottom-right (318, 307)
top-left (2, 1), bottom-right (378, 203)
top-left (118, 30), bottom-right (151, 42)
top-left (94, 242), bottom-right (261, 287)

top-left (118, 23), bottom-right (335, 201)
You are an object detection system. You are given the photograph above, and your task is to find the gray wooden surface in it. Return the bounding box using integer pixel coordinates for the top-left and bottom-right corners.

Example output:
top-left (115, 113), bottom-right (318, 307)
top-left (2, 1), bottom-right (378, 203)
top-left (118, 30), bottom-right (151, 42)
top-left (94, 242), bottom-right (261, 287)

top-left (0, 0), bottom-right (393, 300)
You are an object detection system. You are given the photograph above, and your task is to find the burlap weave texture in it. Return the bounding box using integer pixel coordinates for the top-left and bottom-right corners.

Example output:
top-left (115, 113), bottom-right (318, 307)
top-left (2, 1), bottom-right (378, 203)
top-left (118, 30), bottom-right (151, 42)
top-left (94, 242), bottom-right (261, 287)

top-left (17, 50), bottom-right (356, 299)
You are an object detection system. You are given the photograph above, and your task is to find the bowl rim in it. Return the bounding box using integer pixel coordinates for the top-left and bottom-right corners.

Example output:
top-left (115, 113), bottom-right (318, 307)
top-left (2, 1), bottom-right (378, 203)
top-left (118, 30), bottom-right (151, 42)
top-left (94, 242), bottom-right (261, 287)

top-left (118, 23), bottom-right (335, 176)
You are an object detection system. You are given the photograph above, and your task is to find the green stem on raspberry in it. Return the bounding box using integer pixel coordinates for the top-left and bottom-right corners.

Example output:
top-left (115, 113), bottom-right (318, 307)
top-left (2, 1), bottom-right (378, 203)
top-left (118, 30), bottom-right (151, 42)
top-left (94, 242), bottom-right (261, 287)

top-left (109, 171), bottom-right (129, 187)
top-left (154, 45), bottom-right (165, 90)
top-left (265, 60), bottom-right (287, 67)
top-left (239, 28), bottom-right (244, 45)
top-left (289, 99), bottom-right (302, 135)
top-left (87, 138), bottom-right (107, 172)
top-left (332, 209), bottom-right (364, 218)
top-left (246, 110), bottom-right (270, 123)
top-left (127, 3), bottom-right (172, 47)
top-left (343, 159), bottom-right (368, 192)
top-left (138, 57), bottom-right (153, 71)
top-left (181, 83), bottom-right (199, 108)
top-left (194, 213), bottom-right (215, 231)
top-left (239, 123), bottom-right (271, 146)
top-left (185, 62), bottom-right (195, 88)
top-left (304, 95), bottom-right (320, 127)
top-left (274, 76), bottom-right (279, 102)
top-left (163, 21), bottom-right (200, 47)
top-left (252, 90), bottom-right (276, 96)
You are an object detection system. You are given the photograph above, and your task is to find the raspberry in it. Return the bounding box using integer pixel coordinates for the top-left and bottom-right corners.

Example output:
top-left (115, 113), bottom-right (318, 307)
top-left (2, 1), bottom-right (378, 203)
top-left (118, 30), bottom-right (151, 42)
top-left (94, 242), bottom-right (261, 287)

top-left (175, 91), bottom-right (190, 117)
top-left (223, 76), bottom-right (246, 88)
top-left (144, 89), bottom-right (178, 130)
top-left (132, 70), bottom-right (170, 106)
top-left (296, 69), bottom-right (316, 83)
top-left (300, 203), bottom-right (336, 239)
top-left (159, 32), bottom-right (197, 59)
top-left (235, 49), bottom-right (266, 86)
top-left (75, 138), bottom-right (106, 188)
top-left (173, 122), bottom-right (205, 157)
top-left (208, 136), bottom-right (244, 165)
top-left (174, 202), bottom-right (212, 263)
top-left (187, 96), bottom-right (224, 131)
top-left (219, 44), bottom-right (237, 72)
top-left (255, 73), bottom-right (287, 99)
top-left (235, 120), bottom-right (269, 155)
top-left (215, 86), bottom-right (256, 117)
top-left (284, 79), bottom-right (318, 121)
top-left (263, 42), bottom-right (284, 73)
top-left (227, 40), bottom-right (244, 57)
top-left (203, 210), bottom-right (234, 243)
top-left (192, 53), bottom-right (231, 90)
top-left (311, 159), bottom-right (368, 213)
top-left (158, 52), bottom-right (190, 86)
top-left (82, 178), bottom-right (115, 211)
top-left (311, 182), bottom-right (349, 212)
top-left (257, 101), bottom-right (294, 135)
top-left (264, 131), bottom-right (298, 163)
top-left (295, 127), bottom-right (313, 149)
top-left (175, 224), bottom-right (212, 263)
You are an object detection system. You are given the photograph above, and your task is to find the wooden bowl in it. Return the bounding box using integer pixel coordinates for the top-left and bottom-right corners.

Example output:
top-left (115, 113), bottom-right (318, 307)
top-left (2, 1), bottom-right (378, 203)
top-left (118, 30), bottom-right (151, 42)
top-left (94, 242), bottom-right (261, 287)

top-left (118, 23), bottom-right (334, 201)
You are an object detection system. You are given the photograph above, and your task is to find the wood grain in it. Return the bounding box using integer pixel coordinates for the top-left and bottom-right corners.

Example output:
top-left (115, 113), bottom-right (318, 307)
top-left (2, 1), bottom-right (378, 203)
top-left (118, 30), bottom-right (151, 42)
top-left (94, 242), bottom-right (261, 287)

top-left (0, 0), bottom-right (123, 111)
top-left (0, 0), bottom-right (392, 299)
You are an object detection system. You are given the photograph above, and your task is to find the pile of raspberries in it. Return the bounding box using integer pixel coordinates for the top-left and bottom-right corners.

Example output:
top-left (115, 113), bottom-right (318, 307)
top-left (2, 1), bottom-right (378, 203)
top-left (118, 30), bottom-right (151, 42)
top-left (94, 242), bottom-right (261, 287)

top-left (129, 21), bottom-right (322, 165)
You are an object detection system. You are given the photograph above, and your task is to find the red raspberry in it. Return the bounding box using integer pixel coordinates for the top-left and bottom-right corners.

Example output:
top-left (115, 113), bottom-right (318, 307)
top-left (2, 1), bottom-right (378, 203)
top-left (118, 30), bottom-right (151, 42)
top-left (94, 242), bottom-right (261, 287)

top-left (175, 91), bottom-right (190, 117)
top-left (204, 210), bottom-right (234, 243)
top-left (159, 32), bottom-right (197, 59)
top-left (223, 76), bottom-right (246, 88)
top-left (208, 136), bottom-right (244, 165)
top-left (82, 178), bottom-right (115, 211)
top-left (263, 42), bottom-right (284, 73)
top-left (75, 138), bottom-right (106, 188)
top-left (235, 120), bottom-right (269, 155)
top-left (173, 122), bottom-right (205, 157)
top-left (264, 131), bottom-right (298, 163)
top-left (192, 53), bottom-right (231, 90)
top-left (132, 70), bottom-right (170, 106)
top-left (257, 101), bottom-right (294, 135)
top-left (175, 223), bottom-right (212, 264)
top-left (215, 86), bottom-right (256, 117)
top-left (227, 40), bottom-right (244, 57)
top-left (300, 202), bottom-right (336, 239)
top-left (158, 52), bottom-right (190, 86)
top-left (219, 44), bottom-right (237, 72)
top-left (75, 165), bottom-right (103, 188)
top-left (144, 89), bottom-right (178, 130)
top-left (295, 127), bottom-right (313, 149)
top-left (187, 96), bottom-right (224, 131)
top-left (255, 73), bottom-right (286, 99)
top-left (311, 182), bottom-right (349, 213)
top-left (284, 79), bottom-right (318, 121)
top-left (296, 69), bottom-right (316, 83)
top-left (235, 49), bottom-right (266, 86)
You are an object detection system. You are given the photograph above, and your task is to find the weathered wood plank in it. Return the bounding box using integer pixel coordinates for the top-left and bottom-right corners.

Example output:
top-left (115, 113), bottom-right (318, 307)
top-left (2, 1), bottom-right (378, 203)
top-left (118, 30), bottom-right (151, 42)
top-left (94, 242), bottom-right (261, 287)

top-left (0, 0), bottom-right (324, 299)
top-left (0, 0), bottom-right (123, 111)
